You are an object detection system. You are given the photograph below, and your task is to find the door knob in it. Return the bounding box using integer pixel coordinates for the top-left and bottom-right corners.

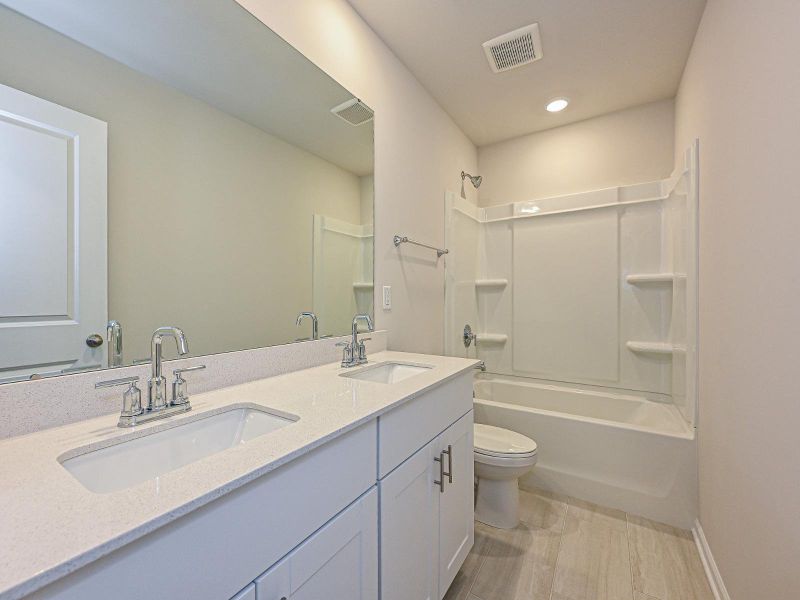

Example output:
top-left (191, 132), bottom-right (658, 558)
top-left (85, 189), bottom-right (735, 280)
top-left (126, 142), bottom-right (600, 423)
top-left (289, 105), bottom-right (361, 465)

top-left (86, 334), bottom-right (104, 348)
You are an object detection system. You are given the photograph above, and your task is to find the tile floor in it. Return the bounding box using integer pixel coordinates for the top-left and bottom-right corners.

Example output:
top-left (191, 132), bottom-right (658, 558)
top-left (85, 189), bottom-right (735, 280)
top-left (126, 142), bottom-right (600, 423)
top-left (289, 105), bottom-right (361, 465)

top-left (445, 488), bottom-right (714, 600)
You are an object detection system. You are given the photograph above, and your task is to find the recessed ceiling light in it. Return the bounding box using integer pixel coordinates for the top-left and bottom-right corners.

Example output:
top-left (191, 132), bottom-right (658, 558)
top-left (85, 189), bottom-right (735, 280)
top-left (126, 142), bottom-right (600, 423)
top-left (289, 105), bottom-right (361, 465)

top-left (546, 98), bottom-right (569, 112)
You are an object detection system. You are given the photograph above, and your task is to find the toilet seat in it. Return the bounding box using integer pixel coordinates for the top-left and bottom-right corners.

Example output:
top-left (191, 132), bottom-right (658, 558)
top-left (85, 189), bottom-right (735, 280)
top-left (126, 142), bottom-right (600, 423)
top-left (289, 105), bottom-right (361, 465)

top-left (474, 423), bottom-right (537, 458)
top-left (473, 451), bottom-right (537, 469)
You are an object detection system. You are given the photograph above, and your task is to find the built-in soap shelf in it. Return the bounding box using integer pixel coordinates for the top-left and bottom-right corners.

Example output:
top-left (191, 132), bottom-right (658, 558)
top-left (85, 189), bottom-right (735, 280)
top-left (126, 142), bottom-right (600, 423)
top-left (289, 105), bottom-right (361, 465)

top-left (475, 278), bottom-right (508, 289)
top-left (626, 341), bottom-right (686, 355)
top-left (625, 273), bottom-right (686, 284)
top-left (477, 333), bottom-right (508, 345)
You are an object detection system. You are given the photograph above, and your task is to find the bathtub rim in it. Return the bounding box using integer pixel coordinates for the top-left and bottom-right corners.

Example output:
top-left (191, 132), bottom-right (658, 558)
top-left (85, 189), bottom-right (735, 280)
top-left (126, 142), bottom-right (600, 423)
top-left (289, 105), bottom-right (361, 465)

top-left (474, 371), bottom-right (673, 404)
top-left (473, 375), bottom-right (695, 441)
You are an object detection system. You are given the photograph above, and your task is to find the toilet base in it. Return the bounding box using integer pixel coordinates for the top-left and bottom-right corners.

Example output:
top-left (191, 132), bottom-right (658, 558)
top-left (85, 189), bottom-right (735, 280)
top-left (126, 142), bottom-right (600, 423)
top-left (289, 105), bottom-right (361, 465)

top-left (475, 477), bottom-right (520, 529)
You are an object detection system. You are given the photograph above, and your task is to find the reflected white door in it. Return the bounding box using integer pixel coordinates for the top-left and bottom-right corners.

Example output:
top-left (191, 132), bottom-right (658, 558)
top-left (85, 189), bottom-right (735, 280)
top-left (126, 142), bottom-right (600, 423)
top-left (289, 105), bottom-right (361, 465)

top-left (0, 83), bottom-right (107, 380)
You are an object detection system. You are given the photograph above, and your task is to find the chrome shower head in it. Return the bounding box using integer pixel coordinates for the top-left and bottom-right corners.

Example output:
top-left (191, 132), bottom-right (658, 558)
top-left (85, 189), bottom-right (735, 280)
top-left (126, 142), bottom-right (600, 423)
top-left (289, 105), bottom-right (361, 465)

top-left (461, 171), bottom-right (482, 199)
top-left (461, 171), bottom-right (482, 189)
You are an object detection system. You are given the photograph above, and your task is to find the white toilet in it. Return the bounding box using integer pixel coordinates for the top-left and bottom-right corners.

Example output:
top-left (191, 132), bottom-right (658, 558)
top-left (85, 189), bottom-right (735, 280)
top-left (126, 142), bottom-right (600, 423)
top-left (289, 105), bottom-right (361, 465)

top-left (473, 423), bottom-right (538, 529)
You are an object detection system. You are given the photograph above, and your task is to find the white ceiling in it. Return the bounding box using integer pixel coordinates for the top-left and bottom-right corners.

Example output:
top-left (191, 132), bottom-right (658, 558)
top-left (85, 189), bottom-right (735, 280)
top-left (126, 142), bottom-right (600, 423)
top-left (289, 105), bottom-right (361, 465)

top-left (347, 0), bottom-right (706, 146)
top-left (2, 0), bottom-right (374, 175)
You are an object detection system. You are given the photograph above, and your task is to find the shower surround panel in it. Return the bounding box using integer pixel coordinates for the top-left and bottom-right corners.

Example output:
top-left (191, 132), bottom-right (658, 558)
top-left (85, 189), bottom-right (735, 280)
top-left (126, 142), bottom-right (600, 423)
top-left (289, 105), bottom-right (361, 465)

top-left (444, 144), bottom-right (699, 525)
top-left (446, 142), bottom-right (697, 423)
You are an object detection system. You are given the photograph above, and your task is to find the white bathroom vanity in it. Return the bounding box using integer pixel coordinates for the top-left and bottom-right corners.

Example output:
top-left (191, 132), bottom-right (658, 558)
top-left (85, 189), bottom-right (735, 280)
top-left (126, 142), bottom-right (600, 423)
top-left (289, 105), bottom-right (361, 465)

top-left (0, 352), bottom-right (478, 600)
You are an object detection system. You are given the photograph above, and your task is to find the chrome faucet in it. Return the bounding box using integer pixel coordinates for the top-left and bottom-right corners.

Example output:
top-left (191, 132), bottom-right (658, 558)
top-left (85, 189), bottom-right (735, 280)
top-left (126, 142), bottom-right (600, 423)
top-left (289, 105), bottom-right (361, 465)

top-left (107, 320), bottom-right (123, 367)
top-left (296, 311), bottom-right (319, 340)
top-left (148, 326), bottom-right (189, 411)
top-left (338, 314), bottom-right (374, 368)
top-left (95, 326), bottom-right (201, 428)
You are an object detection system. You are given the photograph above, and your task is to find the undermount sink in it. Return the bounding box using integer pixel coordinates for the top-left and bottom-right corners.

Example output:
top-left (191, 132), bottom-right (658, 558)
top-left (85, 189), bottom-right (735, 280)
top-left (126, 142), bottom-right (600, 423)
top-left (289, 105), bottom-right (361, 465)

top-left (60, 405), bottom-right (297, 493)
top-left (340, 361), bottom-right (432, 384)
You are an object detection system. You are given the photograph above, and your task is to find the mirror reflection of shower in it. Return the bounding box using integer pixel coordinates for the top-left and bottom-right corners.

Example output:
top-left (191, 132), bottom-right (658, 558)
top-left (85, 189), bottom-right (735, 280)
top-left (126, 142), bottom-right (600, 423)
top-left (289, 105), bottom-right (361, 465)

top-left (461, 170), bottom-right (482, 199)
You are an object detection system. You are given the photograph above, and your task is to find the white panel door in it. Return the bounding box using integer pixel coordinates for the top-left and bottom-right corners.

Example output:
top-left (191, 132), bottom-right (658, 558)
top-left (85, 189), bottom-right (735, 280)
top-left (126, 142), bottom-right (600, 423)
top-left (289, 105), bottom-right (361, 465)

top-left (256, 488), bottom-right (378, 600)
top-left (0, 83), bottom-right (107, 379)
top-left (512, 209), bottom-right (619, 383)
top-left (380, 438), bottom-right (439, 600)
top-left (438, 411), bottom-right (474, 599)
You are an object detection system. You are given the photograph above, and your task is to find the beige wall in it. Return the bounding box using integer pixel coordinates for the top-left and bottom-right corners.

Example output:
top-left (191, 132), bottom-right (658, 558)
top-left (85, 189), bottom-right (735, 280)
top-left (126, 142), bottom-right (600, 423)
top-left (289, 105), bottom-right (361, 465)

top-left (238, 0), bottom-right (478, 355)
top-left (477, 99), bottom-right (675, 206)
top-left (675, 0), bottom-right (800, 597)
top-left (0, 7), bottom-right (363, 361)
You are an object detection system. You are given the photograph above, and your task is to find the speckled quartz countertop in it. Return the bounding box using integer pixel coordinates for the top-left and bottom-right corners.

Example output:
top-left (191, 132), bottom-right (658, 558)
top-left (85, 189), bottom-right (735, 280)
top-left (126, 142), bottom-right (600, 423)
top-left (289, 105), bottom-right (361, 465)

top-left (0, 351), bottom-right (478, 600)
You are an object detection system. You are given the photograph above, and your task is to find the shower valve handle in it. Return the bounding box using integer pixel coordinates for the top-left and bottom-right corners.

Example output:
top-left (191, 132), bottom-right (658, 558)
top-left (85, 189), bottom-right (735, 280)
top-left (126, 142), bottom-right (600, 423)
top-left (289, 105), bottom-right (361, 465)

top-left (463, 324), bottom-right (477, 348)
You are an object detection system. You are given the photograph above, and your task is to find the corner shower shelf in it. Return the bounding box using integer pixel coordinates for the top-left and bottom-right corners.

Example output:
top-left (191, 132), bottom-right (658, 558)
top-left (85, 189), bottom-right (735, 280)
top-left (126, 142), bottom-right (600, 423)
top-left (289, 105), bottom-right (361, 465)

top-left (476, 333), bottom-right (508, 345)
top-left (353, 282), bottom-right (374, 290)
top-left (625, 273), bottom-right (685, 284)
top-left (626, 341), bottom-right (686, 355)
top-left (475, 278), bottom-right (508, 289)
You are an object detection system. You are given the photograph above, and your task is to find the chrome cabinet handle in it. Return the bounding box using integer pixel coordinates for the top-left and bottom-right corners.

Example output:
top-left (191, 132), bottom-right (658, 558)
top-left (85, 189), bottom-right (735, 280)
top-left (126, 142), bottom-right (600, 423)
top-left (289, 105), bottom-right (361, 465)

top-left (442, 444), bottom-right (453, 484)
top-left (433, 452), bottom-right (445, 493)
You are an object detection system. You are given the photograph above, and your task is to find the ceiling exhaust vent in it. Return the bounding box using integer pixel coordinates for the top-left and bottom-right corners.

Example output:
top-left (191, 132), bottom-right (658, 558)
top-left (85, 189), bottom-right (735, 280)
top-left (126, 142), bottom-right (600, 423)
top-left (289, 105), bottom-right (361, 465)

top-left (331, 98), bottom-right (374, 126)
top-left (482, 23), bottom-right (543, 73)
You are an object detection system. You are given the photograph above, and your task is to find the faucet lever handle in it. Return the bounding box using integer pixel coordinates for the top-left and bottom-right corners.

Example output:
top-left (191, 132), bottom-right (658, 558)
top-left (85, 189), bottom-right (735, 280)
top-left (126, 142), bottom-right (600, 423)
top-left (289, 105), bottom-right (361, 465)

top-left (172, 365), bottom-right (206, 406)
top-left (357, 338), bottom-right (372, 363)
top-left (335, 341), bottom-right (355, 367)
top-left (95, 376), bottom-right (143, 422)
top-left (173, 365), bottom-right (206, 375)
top-left (95, 375), bottom-right (139, 389)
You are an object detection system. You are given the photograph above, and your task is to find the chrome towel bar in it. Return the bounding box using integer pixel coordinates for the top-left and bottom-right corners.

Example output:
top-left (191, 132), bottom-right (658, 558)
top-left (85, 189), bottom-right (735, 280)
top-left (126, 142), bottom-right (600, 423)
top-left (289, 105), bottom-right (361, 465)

top-left (393, 234), bottom-right (449, 257)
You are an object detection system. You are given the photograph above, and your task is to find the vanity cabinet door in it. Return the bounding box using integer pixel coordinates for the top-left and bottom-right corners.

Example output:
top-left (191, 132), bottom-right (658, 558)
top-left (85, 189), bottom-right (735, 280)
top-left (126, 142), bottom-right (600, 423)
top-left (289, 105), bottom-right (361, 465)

top-left (256, 487), bottom-right (378, 600)
top-left (437, 411), bottom-right (475, 598)
top-left (379, 438), bottom-right (439, 600)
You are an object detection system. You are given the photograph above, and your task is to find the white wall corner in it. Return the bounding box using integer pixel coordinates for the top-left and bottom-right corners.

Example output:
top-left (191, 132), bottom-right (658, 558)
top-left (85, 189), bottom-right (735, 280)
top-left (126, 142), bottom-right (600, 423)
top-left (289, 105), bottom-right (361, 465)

top-left (693, 519), bottom-right (731, 600)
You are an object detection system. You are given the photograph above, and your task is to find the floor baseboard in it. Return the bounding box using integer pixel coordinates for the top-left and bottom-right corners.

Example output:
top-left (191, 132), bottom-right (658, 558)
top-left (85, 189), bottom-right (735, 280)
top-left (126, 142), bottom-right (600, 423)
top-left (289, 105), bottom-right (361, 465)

top-left (692, 519), bottom-right (731, 600)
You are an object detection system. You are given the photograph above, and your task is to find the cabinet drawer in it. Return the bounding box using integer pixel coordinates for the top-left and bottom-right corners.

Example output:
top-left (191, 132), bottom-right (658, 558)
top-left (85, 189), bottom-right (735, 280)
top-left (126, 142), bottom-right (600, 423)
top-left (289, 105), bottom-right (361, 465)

top-left (378, 373), bottom-right (472, 478)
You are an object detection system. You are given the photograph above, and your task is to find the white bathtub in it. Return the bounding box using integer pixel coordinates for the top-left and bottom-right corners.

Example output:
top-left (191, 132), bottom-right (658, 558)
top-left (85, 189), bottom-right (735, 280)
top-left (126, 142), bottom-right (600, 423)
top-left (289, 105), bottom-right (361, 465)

top-left (473, 374), bottom-right (697, 528)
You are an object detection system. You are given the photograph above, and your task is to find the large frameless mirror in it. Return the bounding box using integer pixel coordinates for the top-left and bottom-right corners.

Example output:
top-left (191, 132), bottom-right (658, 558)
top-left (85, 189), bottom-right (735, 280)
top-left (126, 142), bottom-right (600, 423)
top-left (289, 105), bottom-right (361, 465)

top-left (0, 0), bottom-right (374, 383)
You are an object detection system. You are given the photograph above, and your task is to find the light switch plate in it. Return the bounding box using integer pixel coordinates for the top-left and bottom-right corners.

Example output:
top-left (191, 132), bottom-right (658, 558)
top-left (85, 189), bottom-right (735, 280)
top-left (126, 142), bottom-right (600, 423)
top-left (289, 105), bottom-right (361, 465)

top-left (382, 285), bottom-right (392, 310)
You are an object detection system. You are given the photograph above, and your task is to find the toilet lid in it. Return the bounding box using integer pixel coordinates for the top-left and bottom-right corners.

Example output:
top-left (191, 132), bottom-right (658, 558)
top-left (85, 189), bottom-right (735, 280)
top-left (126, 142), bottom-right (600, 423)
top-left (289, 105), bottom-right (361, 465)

top-left (474, 424), bottom-right (537, 457)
